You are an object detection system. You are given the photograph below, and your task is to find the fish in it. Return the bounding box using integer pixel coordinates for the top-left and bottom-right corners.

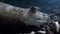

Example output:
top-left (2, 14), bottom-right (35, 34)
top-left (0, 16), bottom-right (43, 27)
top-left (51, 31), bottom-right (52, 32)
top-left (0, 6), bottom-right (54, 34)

top-left (0, 2), bottom-right (49, 27)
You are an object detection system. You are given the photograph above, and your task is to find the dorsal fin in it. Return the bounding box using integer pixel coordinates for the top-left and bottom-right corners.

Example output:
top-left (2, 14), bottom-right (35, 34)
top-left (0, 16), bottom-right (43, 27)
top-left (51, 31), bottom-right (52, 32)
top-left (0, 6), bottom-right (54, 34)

top-left (29, 7), bottom-right (36, 13)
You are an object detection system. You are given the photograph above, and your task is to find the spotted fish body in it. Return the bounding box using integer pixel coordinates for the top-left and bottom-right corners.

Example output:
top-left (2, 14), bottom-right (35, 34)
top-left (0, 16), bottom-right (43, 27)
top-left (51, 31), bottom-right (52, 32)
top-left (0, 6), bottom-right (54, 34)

top-left (0, 2), bottom-right (49, 27)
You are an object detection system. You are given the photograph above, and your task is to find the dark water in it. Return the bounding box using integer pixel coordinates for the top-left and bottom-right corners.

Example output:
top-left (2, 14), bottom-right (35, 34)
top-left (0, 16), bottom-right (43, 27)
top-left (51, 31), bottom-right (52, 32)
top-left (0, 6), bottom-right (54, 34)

top-left (0, 0), bottom-right (60, 15)
top-left (0, 0), bottom-right (60, 14)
